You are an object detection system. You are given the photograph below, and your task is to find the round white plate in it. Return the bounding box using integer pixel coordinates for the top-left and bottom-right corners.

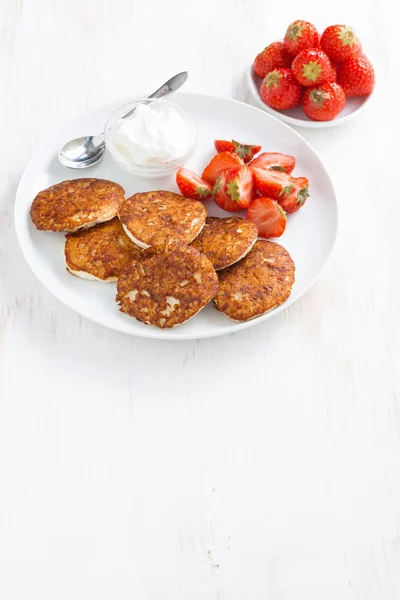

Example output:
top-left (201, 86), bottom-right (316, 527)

top-left (248, 65), bottom-right (372, 128)
top-left (15, 92), bottom-right (338, 340)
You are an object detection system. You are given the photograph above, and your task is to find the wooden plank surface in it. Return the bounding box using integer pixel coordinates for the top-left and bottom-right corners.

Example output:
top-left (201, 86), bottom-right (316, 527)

top-left (0, 0), bottom-right (399, 598)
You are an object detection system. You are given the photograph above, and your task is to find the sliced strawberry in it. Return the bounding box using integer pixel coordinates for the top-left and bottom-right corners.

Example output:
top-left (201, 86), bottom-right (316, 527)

top-left (213, 166), bottom-right (255, 212)
top-left (176, 168), bottom-right (213, 201)
top-left (224, 166), bottom-right (255, 209)
top-left (214, 140), bottom-right (235, 153)
top-left (251, 168), bottom-right (293, 199)
top-left (213, 172), bottom-right (234, 211)
top-left (246, 197), bottom-right (287, 238)
top-left (202, 151), bottom-right (243, 185)
top-left (277, 177), bottom-right (310, 213)
top-left (214, 139), bottom-right (262, 163)
top-left (249, 152), bottom-right (295, 174)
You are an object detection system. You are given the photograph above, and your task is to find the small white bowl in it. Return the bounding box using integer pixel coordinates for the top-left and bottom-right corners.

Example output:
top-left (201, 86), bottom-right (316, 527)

top-left (247, 64), bottom-right (373, 129)
top-left (104, 98), bottom-right (198, 178)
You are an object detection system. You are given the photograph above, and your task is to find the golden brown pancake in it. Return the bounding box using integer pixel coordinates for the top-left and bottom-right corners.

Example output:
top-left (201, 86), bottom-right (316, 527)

top-left (214, 240), bottom-right (295, 321)
top-left (118, 190), bottom-right (207, 248)
top-left (64, 217), bottom-right (141, 282)
top-left (30, 178), bottom-right (125, 232)
top-left (116, 244), bottom-right (218, 328)
top-left (190, 216), bottom-right (258, 270)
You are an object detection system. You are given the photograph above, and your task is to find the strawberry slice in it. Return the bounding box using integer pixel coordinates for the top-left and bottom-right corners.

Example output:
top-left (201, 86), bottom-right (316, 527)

top-left (213, 166), bottom-right (255, 212)
top-left (224, 166), bottom-right (255, 209)
top-left (214, 139), bottom-right (262, 163)
top-left (252, 168), bottom-right (293, 199)
top-left (202, 151), bottom-right (243, 185)
top-left (176, 168), bottom-right (213, 201)
top-left (246, 197), bottom-right (287, 238)
top-left (213, 172), bottom-right (233, 211)
top-left (249, 152), bottom-right (296, 174)
top-left (277, 177), bottom-right (310, 213)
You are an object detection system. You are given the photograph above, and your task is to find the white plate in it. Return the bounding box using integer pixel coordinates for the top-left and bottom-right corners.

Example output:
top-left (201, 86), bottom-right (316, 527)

top-left (248, 65), bottom-right (372, 128)
top-left (15, 92), bottom-right (338, 340)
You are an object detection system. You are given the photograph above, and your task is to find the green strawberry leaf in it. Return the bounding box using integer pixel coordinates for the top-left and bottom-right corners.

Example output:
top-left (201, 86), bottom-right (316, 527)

top-left (280, 185), bottom-right (293, 197)
top-left (270, 165), bottom-right (287, 172)
top-left (310, 89), bottom-right (330, 107)
top-left (266, 70), bottom-right (283, 88)
top-left (338, 26), bottom-right (358, 48)
top-left (287, 22), bottom-right (305, 41)
top-left (195, 186), bottom-right (211, 199)
top-left (297, 186), bottom-right (310, 205)
top-left (232, 139), bottom-right (256, 160)
top-left (226, 179), bottom-right (241, 204)
top-left (212, 175), bottom-right (223, 197)
top-left (302, 60), bottom-right (322, 82)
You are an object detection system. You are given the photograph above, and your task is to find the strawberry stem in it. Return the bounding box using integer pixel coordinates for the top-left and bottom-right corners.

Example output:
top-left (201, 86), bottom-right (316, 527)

top-left (280, 185), bottom-right (293, 197)
top-left (297, 186), bottom-right (310, 205)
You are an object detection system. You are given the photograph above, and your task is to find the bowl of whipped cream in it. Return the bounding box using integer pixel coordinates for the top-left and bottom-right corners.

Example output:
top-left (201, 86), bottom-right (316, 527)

top-left (104, 98), bottom-right (198, 178)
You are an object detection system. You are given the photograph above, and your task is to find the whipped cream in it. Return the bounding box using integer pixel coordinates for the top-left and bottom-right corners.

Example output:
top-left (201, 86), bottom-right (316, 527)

top-left (111, 102), bottom-right (193, 166)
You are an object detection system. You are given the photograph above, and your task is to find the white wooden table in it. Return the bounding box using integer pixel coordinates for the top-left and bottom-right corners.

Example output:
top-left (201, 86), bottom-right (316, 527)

top-left (1, 1), bottom-right (399, 598)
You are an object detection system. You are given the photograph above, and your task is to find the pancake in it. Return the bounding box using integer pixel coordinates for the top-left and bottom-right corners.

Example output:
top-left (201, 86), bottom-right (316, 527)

top-left (118, 190), bottom-right (207, 248)
top-left (64, 217), bottom-right (141, 282)
top-left (190, 216), bottom-right (258, 270)
top-left (116, 244), bottom-right (218, 328)
top-left (214, 240), bottom-right (295, 321)
top-left (30, 178), bottom-right (125, 232)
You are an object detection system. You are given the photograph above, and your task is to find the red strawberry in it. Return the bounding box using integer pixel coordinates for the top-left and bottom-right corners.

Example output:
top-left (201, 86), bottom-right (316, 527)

top-left (291, 48), bottom-right (336, 87)
top-left (283, 20), bottom-right (319, 56)
top-left (336, 55), bottom-right (375, 96)
top-left (249, 152), bottom-right (295, 174)
top-left (252, 168), bottom-right (294, 199)
top-left (202, 151), bottom-right (243, 185)
top-left (212, 172), bottom-right (232, 211)
top-left (253, 41), bottom-right (293, 79)
top-left (214, 139), bottom-right (262, 163)
top-left (302, 82), bottom-right (346, 121)
top-left (176, 168), bottom-right (213, 201)
top-left (260, 68), bottom-right (302, 110)
top-left (246, 197), bottom-right (287, 239)
top-left (276, 177), bottom-right (310, 213)
top-left (320, 25), bottom-right (362, 63)
top-left (213, 166), bottom-right (255, 212)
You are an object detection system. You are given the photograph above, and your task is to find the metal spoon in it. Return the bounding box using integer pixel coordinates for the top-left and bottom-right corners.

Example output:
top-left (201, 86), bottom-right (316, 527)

top-left (58, 71), bottom-right (188, 169)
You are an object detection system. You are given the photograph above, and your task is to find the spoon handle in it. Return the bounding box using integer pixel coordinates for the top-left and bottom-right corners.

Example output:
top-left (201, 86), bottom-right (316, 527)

top-left (148, 71), bottom-right (188, 99)
top-left (122, 72), bottom-right (188, 119)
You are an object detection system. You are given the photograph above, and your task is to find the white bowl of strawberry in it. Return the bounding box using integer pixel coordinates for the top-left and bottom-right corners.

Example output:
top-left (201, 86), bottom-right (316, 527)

top-left (176, 139), bottom-right (309, 240)
top-left (248, 20), bottom-right (375, 127)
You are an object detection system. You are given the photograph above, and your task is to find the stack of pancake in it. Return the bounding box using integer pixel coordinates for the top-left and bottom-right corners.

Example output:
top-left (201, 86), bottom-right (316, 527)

top-left (30, 178), bottom-right (295, 328)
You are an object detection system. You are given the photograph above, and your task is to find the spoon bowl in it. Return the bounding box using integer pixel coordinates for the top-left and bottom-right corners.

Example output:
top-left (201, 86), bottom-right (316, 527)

top-left (58, 135), bottom-right (105, 169)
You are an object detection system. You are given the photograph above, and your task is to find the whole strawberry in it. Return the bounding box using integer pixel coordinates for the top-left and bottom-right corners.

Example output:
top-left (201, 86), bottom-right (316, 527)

top-left (337, 55), bottom-right (375, 96)
top-left (283, 20), bottom-right (319, 56)
top-left (302, 82), bottom-right (346, 121)
top-left (320, 25), bottom-right (362, 63)
top-left (260, 68), bottom-right (302, 110)
top-left (253, 42), bottom-right (293, 79)
top-left (292, 48), bottom-right (336, 87)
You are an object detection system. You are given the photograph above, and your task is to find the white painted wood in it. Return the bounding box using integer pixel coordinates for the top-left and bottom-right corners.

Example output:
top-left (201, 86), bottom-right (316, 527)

top-left (0, 0), bottom-right (399, 598)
